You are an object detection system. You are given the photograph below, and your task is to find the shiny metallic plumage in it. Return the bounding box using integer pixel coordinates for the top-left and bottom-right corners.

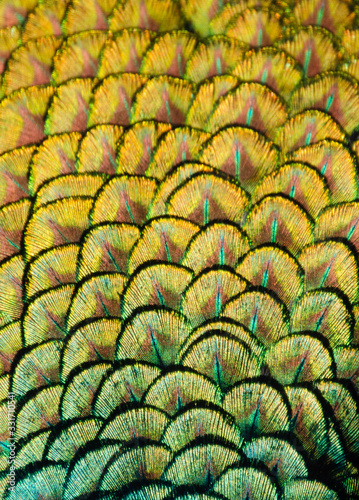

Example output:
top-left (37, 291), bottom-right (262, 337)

top-left (0, 0), bottom-right (359, 498)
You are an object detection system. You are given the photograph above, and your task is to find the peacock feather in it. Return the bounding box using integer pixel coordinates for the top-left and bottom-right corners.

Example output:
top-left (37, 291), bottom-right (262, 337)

top-left (0, 0), bottom-right (359, 498)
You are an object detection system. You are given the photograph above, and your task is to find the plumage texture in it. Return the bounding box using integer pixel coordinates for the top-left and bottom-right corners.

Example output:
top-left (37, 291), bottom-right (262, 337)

top-left (0, 0), bottom-right (359, 498)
